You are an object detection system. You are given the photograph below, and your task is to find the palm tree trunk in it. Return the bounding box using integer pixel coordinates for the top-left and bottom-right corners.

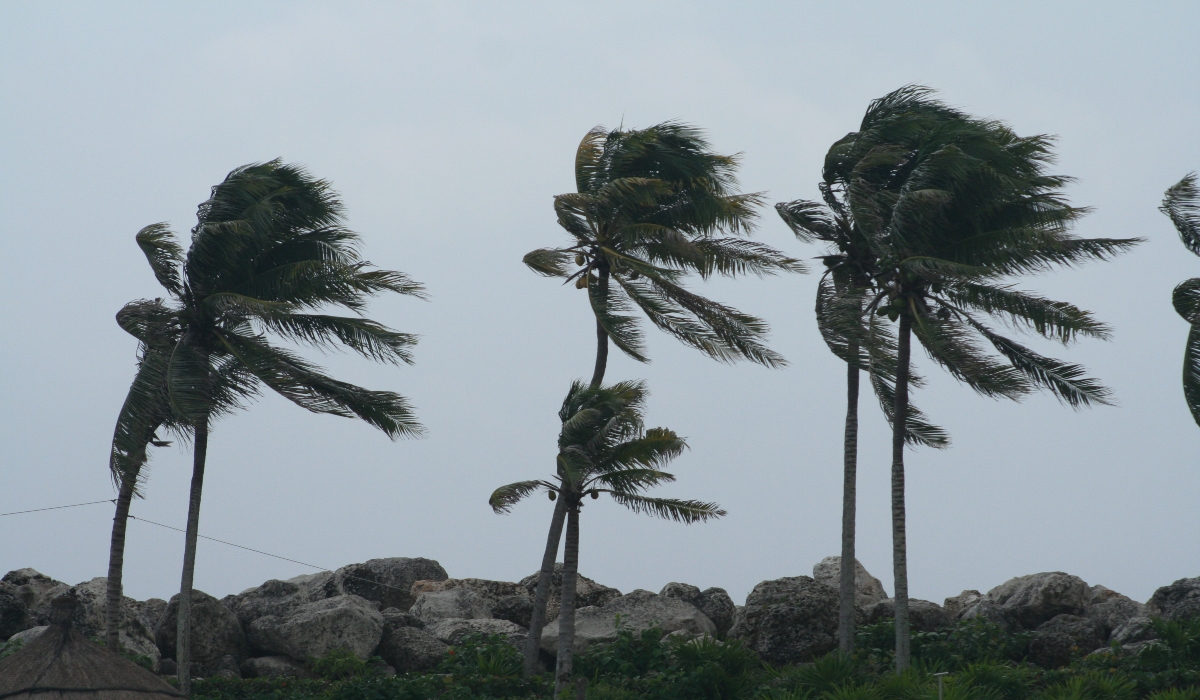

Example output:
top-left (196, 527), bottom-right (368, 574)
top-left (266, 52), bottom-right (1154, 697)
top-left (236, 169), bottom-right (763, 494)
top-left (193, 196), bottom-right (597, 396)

top-left (891, 314), bottom-right (912, 671)
top-left (589, 268), bottom-right (610, 389)
top-left (523, 495), bottom-right (568, 677)
top-left (177, 416), bottom-right (208, 695)
top-left (838, 357), bottom-right (860, 655)
top-left (555, 504), bottom-right (580, 695)
top-left (105, 477), bottom-right (137, 653)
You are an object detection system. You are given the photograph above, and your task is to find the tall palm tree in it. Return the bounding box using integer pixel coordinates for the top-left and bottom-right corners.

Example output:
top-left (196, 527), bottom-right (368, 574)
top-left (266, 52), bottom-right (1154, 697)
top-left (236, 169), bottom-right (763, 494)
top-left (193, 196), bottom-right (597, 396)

top-left (518, 122), bottom-right (800, 673)
top-left (831, 86), bottom-right (1140, 669)
top-left (1161, 173), bottom-right (1200, 425)
top-left (121, 160), bottom-right (425, 692)
top-left (490, 380), bottom-right (724, 693)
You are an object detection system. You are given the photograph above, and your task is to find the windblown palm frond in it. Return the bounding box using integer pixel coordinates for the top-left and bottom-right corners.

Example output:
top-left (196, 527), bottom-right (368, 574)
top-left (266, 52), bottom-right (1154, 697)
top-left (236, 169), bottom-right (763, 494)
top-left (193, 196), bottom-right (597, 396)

top-left (1163, 173), bottom-right (1200, 427)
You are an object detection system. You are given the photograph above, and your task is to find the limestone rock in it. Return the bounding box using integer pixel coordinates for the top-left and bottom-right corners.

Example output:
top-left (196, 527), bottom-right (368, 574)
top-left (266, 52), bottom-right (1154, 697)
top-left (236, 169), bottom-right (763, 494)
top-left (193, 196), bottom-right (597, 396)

top-left (728, 576), bottom-right (838, 665)
top-left (328, 558), bottom-right (448, 611)
top-left (811, 557), bottom-right (888, 608)
top-left (426, 618), bottom-right (529, 648)
top-left (240, 655), bottom-right (312, 679)
top-left (1148, 577), bottom-right (1200, 621)
top-left (960, 601), bottom-right (1019, 631)
top-left (984, 572), bottom-right (1090, 629)
top-left (944, 590), bottom-right (983, 619)
top-left (2, 569), bottom-right (66, 609)
top-left (1084, 585), bottom-right (1146, 639)
top-left (1028, 614), bottom-right (1103, 669)
top-left (659, 583), bottom-right (736, 638)
top-left (379, 625), bottom-right (446, 672)
top-left (410, 588), bottom-right (491, 624)
top-left (247, 594), bottom-right (384, 661)
top-left (225, 579), bottom-right (310, 631)
top-left (4, 625), bottom-right (47, 646)
top-left (541, 589), bottom-right (715, 655)
top-left (0, 582), bottom-right (30, 641)
top-left (1111, 616), bottom-right (1157, 645)
top-left (520, 565), bottom-right (621, 623)
top-left (155, 589), bottom-right (248, 673)
top-left (27, 577), bottom-right (162, 668)
top-left (410, 578), bottom-right (532, 626)
top-left (864, 598), bottom-right (953, 632)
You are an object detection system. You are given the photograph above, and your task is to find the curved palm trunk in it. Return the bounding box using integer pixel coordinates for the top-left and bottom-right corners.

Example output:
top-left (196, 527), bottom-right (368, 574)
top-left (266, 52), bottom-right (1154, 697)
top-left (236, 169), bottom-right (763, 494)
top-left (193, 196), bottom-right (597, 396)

top-left (523, 495), bottom-right (568, 676)
top-left (891, 315), bottom-right (912, 671)
top-left (839, 358), bottom-right (860, 655)
top-left (555, 504), bottom-right (580, 695)
top-left (104, 477), bottom-right (137, 652)
top-left (104, 476), bottom-right (137, 652)
top-left (177, 417), bottom-right (208, 695)
top-left (589, 268), bottom-right (610, 389)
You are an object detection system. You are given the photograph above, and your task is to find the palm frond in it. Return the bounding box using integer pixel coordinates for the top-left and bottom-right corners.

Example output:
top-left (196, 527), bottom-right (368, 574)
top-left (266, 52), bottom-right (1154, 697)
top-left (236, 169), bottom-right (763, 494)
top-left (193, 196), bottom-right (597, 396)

top-left (489, 480), bottom-right (551, 514)
top-left (692, 238), bottom-right (807, 277)
top-left (605, 493), bottom-right (726, 523)
top-left (599, 427), bottom-right (687, 470)
top-left (970, 322), bottom-right (1114, 408)
top-left (135, 223), bottom-right (185, 297)
top-left (775, 199), bottom-right (840, 243)
top-left (590, 467), bottom-right (677, 492)
top-left (910, 312), bottom-right (1029, 400)
top-left (868, 370), bottom-right (950, 448)
top-left (1173, 278), bottom-right (1200, 324)
top-left (523, 247), bottom-right (573, 278)
top-left (943, 283), bottom-right (1110, 343)
top-left (115, 299), bottom-right (182, 347)
top-left (1162, 173), bottom-right (1200, 256)
top-left (1183, 324), bottom-right (1200, 428)
top-left (262, 314), bottom-right (417, 365)
top-left (589, 277), bottom-right (648, 363)
top-left (110, 346), bottom-right (177, 494)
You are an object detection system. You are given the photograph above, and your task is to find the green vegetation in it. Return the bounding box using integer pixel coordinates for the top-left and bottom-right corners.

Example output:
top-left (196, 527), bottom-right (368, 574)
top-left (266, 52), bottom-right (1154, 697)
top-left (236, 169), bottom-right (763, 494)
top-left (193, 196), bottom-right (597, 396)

top-left (185, 620), bottom-right (1200, 700)
top-left (1161, 172), bottom-right (1200, 427)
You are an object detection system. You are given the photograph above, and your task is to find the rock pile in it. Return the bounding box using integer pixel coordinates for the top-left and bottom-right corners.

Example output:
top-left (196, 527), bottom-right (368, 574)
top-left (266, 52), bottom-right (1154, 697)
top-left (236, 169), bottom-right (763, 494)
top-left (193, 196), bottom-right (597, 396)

top-left (1, 555), bottom-right (1196, 675)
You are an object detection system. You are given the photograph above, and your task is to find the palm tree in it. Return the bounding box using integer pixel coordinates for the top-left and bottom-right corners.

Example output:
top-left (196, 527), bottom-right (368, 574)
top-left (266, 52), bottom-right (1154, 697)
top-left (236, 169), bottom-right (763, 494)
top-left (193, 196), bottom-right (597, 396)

top-left (831, 86), bottom-right (1140, 669)
top-left (776, 142), bottom-right (950, 653)
top-left (1161, 173), bottom-right (1200, 426)
top-left (518, 121), bottom-right (800, 673)
top-left (121, 160), bottom-right (425, 692)
top-left (490, 380), bottom-right (724, 693)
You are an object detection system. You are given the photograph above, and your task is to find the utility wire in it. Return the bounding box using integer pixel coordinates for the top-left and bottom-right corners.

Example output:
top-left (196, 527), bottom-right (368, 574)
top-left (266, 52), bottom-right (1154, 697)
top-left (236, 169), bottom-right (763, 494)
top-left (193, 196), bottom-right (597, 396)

top-left (0, 499), bottom-right (115, 517)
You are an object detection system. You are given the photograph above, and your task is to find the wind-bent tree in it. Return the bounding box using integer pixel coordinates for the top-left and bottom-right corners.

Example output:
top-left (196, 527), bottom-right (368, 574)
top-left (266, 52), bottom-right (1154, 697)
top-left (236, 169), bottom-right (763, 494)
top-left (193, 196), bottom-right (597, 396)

top-left (123, 160), bottom-right (425, 692)
top-left (490, 380), bottom-right (724, 693)
top-left (517, 122), bottom-right (799, 674)
top-left (829, 86), bottom-right (1139, 669)
top-left (1161, 173), bottom-right (1200, 426)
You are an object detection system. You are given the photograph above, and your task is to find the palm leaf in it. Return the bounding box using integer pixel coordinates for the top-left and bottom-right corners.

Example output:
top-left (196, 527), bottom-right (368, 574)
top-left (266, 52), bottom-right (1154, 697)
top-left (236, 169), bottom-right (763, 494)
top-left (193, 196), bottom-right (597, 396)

top-left (1183, 324), bottom-right (1200, 428)
top-left (605, 493), bottom-right (726, 523)
top-left (968, 320), bottom-right (1113, 408)
top-left (523, 247), bottom-right (572, 278)
top-left (135, 223), bottom-right (185, 297)
top-left (1162, 173), bottom-right (1200, 256)
top-left (489, 480), bottom-right (551, 514)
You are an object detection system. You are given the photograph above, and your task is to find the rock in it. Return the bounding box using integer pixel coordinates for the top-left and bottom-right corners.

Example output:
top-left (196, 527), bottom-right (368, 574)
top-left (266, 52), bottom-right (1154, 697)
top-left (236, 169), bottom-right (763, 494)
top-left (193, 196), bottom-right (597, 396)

top-left (728, 576), bottom-right (838, 665)
top-left (542, 589), bottom-right (715, 655)
top-left (959, 601), bottom-right (1019, 631)
top-left (225, 579), bottom-right (309, 630)
top-left (811, 557), bottom-right (888, 608)
top-left (491, 595), bottom-right (534, 628)
top-left (410, 578), bottom-right (532, 626)
top-left (658, 583), bottom-right (736, 638)
top-left (155, 589), bottom-right (249, 673)
top-left (1028, 631), bottom-right (1075, 669)
top-left (381, 608), bottom-right (425, 628)
top-left (944, 590), bottom-right (983, 619)
top-left (1084, 585), bottom-right (1146, 639)
top-left (247, 594), bottom-right (384, 661)
top-left (0, 583), bottom-right (30, 641)
top-left (984, 573), bottom-right (1090, 629)
top-left (410, 588), bottom-right (491, 624)
top-left (2, 569), bottom-right (66, 609)
top-left (1028, 614), bottom-right (1106, 669)
top-left (520, 564), bottom-right (621, 623)
top-left (378, 621), bottom-right (448, 673)
top-left (1148, 577), bottom-right (1200, 621)
top-left (1038, 614), bottom-right (1104, 652)
top-left (4, 625), bottom-right (47, 646)
top-left (426, 618), bottom-right (529, 648)
top-left (240, 655), bottom-right (312, 679)
top-left (1111, 616), bottom-right (1157, 645)
top-left (327, 558), bottom-right (448, 611)
top-left (864, 598), bottom-right (953, 632)
top-left (27, 578), bottom-right (162, 668)
top-left (158, 658), bottom-right (177, 676)
top-left (213, 654), bottom-right (243, 679)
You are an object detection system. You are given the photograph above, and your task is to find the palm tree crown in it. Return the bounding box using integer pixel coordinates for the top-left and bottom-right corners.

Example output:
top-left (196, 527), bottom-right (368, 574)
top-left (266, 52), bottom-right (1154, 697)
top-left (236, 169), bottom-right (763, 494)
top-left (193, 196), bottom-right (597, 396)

top-left (524, 122), bottom-right (803, 383)
top-left (1162, 172), bottom-right (1200, 426)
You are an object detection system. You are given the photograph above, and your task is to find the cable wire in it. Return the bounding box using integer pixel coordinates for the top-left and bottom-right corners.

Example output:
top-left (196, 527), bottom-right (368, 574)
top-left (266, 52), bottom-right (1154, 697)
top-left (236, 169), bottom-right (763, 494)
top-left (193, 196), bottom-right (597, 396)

top-left (0, 499), bottom-right (115, 517)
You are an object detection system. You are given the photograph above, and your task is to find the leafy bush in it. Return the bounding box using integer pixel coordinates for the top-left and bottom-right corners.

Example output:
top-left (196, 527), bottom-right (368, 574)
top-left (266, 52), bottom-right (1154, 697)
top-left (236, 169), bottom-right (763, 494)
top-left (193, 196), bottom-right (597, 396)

top-left (856, 620), bottom-right (1030, 671)
top-left (309, 649), bottom-right (370, 680)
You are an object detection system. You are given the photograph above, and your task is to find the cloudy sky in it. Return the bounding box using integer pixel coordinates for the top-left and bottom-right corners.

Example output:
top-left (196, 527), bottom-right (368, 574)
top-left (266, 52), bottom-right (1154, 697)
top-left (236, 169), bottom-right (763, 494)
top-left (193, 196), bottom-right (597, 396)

top-left (2, 2), bottom-right (1198, 608)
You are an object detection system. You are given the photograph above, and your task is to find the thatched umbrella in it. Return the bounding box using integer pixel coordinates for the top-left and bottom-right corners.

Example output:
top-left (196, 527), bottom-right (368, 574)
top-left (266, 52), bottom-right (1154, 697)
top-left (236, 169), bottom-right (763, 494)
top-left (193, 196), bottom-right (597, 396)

top-left (0, 595), bottom-right (184, 700)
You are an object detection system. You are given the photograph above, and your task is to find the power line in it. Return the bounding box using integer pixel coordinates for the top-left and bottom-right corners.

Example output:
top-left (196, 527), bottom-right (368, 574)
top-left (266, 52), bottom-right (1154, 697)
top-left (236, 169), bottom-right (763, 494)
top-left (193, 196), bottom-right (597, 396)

top-left (0, 499), bottom-right (115, 517)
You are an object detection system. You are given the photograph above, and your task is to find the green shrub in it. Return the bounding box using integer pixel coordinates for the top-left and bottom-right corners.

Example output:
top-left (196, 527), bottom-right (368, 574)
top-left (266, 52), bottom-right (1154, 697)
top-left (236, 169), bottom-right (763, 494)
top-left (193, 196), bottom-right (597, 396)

top-left (309, 649), bottom-right (369, 680)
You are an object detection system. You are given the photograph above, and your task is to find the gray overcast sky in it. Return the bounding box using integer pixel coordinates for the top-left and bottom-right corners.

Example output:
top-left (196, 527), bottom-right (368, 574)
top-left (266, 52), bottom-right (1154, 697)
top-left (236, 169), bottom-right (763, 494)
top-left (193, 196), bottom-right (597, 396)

top-left (2, 2), bottom-right (1198, 608)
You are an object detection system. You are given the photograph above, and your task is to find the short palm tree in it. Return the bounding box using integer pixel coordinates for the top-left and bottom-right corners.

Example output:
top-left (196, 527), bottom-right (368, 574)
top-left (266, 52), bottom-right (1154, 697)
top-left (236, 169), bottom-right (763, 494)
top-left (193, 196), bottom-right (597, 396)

top-left (119, 160), bottom-right (425, 692)
top-left (518, 122), bottom-right (799, 672)
top-left (1161, 173), bottom-right (1200, 425)
top-left (490, 380), bottom-right (724, 692)
top-left (833, 86), bottom-right (1140, 669)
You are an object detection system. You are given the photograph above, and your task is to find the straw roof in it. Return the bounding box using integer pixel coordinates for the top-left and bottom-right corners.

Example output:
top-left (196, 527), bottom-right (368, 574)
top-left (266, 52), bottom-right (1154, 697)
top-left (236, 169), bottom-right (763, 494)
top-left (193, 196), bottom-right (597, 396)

top-left (0, 595), bottom-right (184, 700)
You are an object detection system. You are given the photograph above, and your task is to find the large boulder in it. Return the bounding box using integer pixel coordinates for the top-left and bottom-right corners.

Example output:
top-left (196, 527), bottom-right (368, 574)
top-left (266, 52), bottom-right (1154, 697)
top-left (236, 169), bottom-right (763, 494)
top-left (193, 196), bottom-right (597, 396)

top-left (247, 594), bottom-right (383, 661)
top-left (728, 576), bottom-right (838, 665)
top-left (409, 578), bottom-right (532, 627)
top-left (224, 579), bottom-right (312, 630)
top-left (864, 598), bottom-right (953, 632)
top-left (944, 590), bottom-right (983, 620)
top-left (156, 589), bottom-right (248, 673)
top-left (378, 625), bottom-right (448, 672)
top-left (1084, 585), bottom-right (1146, 639)
top-left (659, 583), bottom-right (736, 638)
top-left (240, 655), bottom-right (312, 679)
top-left (327, 558), bottom-right (448, 611)
top-left (1029, 614), bottom-right (1104, 668)
top-left (2, 569), bottom-right (66, 609)
top-left (520, 565), bottom-right (621, 623)
top-left (541, 589), bottom-right (714, 655)
top-left (1111, 616), bottom-right (1157, 645)
top-left (426, 618), bottom-right (529, 648)
top-left (410, 588), bottom-right (491, 624)
top-left (28, 578), bottom-right (163, 668)
top-left (0, 582), bottom-right (30, 641)
top-left (959, 601), bottom-right (1020, 631)
top-left (984, 573), bottom-right (1089, 629)
top-left (4, 625), bottom-right (47, 646)
top-left (1148, 578), bottom-right (1200, 621)
top-left (811, 557), bottom-right (888, 608)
